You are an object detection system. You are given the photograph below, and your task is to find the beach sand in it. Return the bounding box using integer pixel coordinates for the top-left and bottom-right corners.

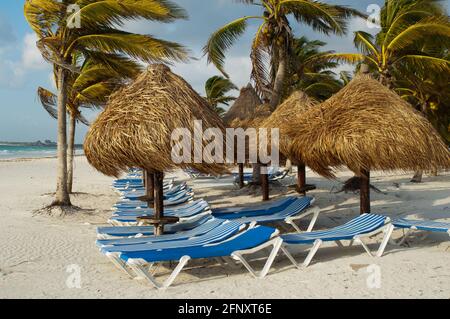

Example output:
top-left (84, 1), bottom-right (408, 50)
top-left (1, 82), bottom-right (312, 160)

top-left (0, 156), bottom-right (449, 298)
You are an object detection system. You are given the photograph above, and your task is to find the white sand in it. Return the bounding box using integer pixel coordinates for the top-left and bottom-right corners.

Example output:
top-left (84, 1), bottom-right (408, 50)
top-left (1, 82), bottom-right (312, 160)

top-left (0, 156), bottom-right (449, 299)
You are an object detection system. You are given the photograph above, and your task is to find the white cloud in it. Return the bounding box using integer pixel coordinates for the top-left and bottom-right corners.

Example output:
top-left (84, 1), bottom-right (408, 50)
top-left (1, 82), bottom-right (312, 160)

top-left (21, 33), bottom-right (47, 70)
top-left (171, 54), bottom-right (251, 97)
top-left (0, 33), bottom-right (50, 88)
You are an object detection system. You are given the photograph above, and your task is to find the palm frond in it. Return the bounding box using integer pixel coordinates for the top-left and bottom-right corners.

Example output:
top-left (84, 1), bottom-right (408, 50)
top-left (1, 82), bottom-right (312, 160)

top-left (70, 32), bottom-right (189, 63)
top-left (37, 87), bottom-right (58, 119)
top-left (387, 16), bottom-right (450, 52)
top-left (67, 0), bottom-right (188, 29)
top-left (280, 0), bottom-right (366, 35)
top-left (204, 16), bottom-right (263, 76)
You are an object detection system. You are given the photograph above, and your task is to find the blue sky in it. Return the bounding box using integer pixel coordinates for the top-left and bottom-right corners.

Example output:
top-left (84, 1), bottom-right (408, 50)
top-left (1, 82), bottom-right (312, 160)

top-left (0, 0), bottom-right (448, 143)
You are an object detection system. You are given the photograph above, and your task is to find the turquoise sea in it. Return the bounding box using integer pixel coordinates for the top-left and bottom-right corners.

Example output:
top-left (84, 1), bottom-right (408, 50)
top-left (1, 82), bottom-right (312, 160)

top-left (0, 145), bottom-right (83, 160)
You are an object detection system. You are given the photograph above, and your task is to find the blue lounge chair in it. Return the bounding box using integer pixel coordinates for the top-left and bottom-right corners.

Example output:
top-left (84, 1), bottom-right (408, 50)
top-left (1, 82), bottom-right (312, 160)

top-left (97, 215), bottom-right (212, 238)
top-left (220, 197), bottom-right (320, 233)
top-left (113, 178), bottom-right (174, 190)
top-left (114, 191), bottom-right (194, 209)
top-left (232, 169), bottom-right (289, 185)
top-left (392, 218), bottom-right (450, 245)
top-left (114, 183), bottom-right (174, 194)
top-left (113, 199), bottom-right (209, 216)
top-left (105, 225), bottom-right (282, 289)
top-left (212, 196), bottom-right (295, 215)
top-left (213, 196), bottom-right (299, 219)
top-left (280, 214), bottom-right (394, 267)
top-left (109, 200), bottom-right (210, 226)
top-left (97, 218), bottom-right (227, 248)
top-left (101, 220), bottom-right (247, 253)
top-left (121, 184), bottom-right (188, 200)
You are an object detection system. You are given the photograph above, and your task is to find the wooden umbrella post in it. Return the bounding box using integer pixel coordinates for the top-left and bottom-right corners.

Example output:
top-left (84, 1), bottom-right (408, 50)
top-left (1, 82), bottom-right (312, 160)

top-left (142, 169), bottom-right (146, 188)
top-left (297, 164), bottom-right (306, 195)
top-left (144, 170), bottom-right (155, 208)
top-left (154, 171), bottom-right (165, 235)
top-left (360, 169), bottom-right (371, 215)
top-left (261, 164), bottom-right (270, 201)
top-left (238, 163), bottom-right (245, 189)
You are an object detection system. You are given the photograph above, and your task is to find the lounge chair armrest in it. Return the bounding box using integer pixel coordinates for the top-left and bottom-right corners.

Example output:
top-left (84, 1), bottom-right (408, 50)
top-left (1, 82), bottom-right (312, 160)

top-left (285, 206), bottom-right (321, 233)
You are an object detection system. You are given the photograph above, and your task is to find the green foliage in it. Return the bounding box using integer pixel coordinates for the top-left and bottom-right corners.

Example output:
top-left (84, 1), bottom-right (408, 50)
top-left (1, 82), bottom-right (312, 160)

top-left (204, 76), bottom-right (238, 116)
top-left (203, 0), bottom-right (364, 100)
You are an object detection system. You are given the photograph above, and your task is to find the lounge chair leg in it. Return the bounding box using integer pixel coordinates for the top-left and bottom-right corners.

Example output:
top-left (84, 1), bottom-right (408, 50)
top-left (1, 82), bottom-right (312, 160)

top-left (354, 238), bottom-right (374, 257)
top-left (335, 241), bottom-right (344, 248)
top-left (376, 224), bottom-right (394, 257)
top-left (128, 256), bottom-right (191, 289)
top-left (222, 257), bottom-right (243, 270)
top-left (354, 224), bottom-right (394, 258)
top-left (280, 245), bottom-right (301, 269)
top-left (105, 253), bottom-right (136, 278)
top-left (232, 238), bottom-right (283, 278)
top-left (285, 207), bottom-right (321, 233)
top-left (281, 239), bottom-right (322, 268)
top-left (389, 229), bottom-right (414, 246)
top-left (303, 239), bottom-right (322, 267)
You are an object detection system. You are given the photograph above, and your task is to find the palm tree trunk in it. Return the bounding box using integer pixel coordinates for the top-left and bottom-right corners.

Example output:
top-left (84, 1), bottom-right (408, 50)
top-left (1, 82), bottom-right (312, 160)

top-left (270, 46), bottom-right (287, 110)
top-left (67, 113), bottom-right (76, 194)
top-left (379, 69), bottom-right (393, 89)
top-left (53, 66), bottom-right (71, 206)
top-left (411, 102), bottom-right (429, 183)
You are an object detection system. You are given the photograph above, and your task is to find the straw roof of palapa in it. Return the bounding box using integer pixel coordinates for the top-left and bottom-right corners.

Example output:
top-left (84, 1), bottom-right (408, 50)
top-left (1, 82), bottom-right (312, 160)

top-left (230, 103), bottom-right (272, 129)
top-left (223, 84), bottom-right (262, 125)
top-left (287, 75), bottom-right (450, 178)
top-left (262, 91), bottom-right (318, 163)
top-left (84, 64), bottom-right (228, 177)
top-left (285, 75), bottom-right (450, 178)
top-left (228, 103), bottom-right (273, 164)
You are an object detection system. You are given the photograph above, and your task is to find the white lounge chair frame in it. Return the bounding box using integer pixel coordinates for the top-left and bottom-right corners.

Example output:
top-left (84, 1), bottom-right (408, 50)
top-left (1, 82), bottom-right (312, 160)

top-left (105, 230), bottom-right (282, 290)
top-left (281, 218), bottom-right (394, 268)
top-left (390, 227), bottom-right (450, 246)
top-left (285, 206), bottom-right (321, 233)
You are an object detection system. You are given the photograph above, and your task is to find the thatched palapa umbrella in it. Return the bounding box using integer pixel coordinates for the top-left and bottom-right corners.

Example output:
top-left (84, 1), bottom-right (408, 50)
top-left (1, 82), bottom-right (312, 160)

top-left (223, 84), bottom-right (262, 125)
top-left (85, 64), bottom-right (227, 234)
top-left (224, 84), bottom-right (262, 188)
top-left (262, 90), bottom-right (318, 194)
top-left (286, 75), bottom-right (450, 214)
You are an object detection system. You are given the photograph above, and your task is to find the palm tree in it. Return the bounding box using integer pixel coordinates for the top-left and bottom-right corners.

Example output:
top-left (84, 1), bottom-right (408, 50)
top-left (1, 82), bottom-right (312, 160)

top-left (204, 76), bottom-right (238, 116)
top-left (393, 51), bottom-right (450, 182)
top-left (288, 36), bottom-right (346, 101)
top-left (24, 0), bottom-right (188, 207)
top-left (328, 0), bottom-right (450, 87)
top-left (38, 55), bottom-right (142, 193)
top-left (204, 0), bottom-right (365, 110)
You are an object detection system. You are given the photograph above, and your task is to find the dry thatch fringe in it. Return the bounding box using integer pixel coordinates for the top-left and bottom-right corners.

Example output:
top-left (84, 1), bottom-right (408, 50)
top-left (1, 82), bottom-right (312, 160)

top-left (228, 104), bottom-right (272, 163)
top-left (223, 84), bottom-right (262, 126)
top-left (84, 64), bottom-right (229, 177)
top-left (262, 91), bottom-right (318, 164)
top-left (285, 75), bottom-right (450, 178)
top-left (230, 103), bottom-right (272, 129)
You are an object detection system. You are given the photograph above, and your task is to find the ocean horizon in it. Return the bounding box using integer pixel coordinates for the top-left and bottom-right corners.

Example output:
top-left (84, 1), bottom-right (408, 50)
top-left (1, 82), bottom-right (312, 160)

top-left (0, 144), bottom-right (84, 160)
